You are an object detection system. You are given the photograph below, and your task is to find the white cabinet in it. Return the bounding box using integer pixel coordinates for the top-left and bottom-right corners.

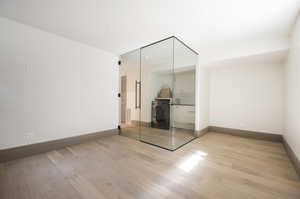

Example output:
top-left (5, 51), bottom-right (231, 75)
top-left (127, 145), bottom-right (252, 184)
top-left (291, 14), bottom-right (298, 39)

top-left (173, 105), bottom-right (195, 129)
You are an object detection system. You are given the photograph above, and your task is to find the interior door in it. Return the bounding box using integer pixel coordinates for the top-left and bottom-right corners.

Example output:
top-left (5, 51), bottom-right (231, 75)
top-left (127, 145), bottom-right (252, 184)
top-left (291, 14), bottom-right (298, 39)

top-left (119, 50), bottom-right (141, 140)
top-left (120, 76), bottom-right (127, 123)
top-left (139, 38), bottom-right (174, 150)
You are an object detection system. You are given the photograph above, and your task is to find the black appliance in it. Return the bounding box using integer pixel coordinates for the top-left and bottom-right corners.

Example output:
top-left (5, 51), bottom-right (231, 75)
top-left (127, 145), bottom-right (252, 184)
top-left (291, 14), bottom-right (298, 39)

top-left (151, 99), bottom-right (170, 129)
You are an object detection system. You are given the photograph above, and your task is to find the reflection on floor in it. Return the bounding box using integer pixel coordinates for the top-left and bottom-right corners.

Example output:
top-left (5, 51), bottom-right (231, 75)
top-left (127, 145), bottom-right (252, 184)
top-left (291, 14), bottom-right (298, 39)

top-left (120, 125), bottom-right (196, 150)
top-left (1, 132), bottom-right (299, 199)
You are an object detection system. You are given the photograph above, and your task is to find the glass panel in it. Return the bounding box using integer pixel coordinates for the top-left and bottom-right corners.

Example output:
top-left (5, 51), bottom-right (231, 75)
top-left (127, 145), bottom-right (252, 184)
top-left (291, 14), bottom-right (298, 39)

top-left (140, 38), bottom-right (174, 150)
top-left (120, 37), bottom-right (198, 151)
top-left (171, 38), bottom-right (198, 149)
top-left (119, 50), bottom-right (141, 140)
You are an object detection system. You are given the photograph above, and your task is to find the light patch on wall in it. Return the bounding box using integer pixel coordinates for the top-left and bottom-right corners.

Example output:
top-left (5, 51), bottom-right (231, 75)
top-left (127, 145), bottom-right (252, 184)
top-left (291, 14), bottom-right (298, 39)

top-left (178, 151), bottom-right (207, 172)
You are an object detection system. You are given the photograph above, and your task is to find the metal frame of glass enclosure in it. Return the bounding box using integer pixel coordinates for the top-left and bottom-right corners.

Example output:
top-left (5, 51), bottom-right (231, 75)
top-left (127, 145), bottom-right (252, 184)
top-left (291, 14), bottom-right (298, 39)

top-left (120, 36), bottom-right (198, 151)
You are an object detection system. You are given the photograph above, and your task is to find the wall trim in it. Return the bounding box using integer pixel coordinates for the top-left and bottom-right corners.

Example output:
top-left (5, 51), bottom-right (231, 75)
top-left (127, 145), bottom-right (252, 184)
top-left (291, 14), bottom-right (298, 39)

top-left (208, 126), bottom-right (283, 142)
top-left (0, 128), bottom-right (118, 163)
top-left (282, 137), bottom-right (300, 178)
top-left (131, 120), bottom-right (151, 127)
top-left (208, 126), bottom-right (300, 178)
top-left (196, 127), bottom-right (209, 137)
top-left (2, 126), bottom-right (299, 178)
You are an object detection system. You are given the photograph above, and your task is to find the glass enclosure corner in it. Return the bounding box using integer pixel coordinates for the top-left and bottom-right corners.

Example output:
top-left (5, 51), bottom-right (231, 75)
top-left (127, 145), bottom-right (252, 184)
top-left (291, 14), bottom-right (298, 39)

top-left (120, 37), bottom-right (198, 150)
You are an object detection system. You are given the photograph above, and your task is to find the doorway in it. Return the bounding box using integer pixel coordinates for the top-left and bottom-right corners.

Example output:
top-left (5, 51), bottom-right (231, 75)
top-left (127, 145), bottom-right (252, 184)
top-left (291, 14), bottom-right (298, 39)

top-left (120, 76), bottom-right (127, 124)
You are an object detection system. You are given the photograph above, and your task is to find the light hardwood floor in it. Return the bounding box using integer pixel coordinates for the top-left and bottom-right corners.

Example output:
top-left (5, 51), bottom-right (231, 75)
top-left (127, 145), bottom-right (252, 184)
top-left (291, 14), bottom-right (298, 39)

top-left (120, 126), bottom-right (195, 150)
top-left (1, 132), bottom-right (300, 199)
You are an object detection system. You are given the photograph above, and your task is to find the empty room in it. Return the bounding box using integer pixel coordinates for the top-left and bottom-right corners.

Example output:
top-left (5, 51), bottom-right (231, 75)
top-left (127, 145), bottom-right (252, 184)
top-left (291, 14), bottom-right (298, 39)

top-left (1, 0), bottom-right (300, 198)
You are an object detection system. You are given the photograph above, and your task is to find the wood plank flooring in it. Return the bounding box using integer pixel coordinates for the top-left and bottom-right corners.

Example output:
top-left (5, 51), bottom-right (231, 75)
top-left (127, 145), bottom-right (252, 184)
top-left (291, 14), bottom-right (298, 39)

top-left (120, 126), bottom-right (196, 150)
top-left (1, 132), bottom-right (300, 199)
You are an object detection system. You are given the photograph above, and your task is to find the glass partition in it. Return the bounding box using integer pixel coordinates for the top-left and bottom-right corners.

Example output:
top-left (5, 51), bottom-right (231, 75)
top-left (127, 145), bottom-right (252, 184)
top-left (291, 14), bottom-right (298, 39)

top-left (120, 37), bottom-right (198, 151)
top-left (171, 38), bottom-right (198, 149)
top-left (119, 50), bottom-right (141, 140)
top-left (140, 38), bottom-right (174, 149)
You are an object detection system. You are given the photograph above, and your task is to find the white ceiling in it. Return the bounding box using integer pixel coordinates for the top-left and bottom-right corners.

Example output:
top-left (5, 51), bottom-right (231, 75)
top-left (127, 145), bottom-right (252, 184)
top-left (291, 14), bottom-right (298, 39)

top-left (0, 0), bottom-right (299, 62)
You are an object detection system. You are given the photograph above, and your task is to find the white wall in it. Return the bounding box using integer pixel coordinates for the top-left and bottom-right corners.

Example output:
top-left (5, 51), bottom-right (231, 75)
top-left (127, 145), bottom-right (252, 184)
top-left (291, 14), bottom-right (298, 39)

top-left (284, 16), bottom-right (300, 159)
top-left (209, 64), bottom-right (284, 134)
top-left (195, 65), bottom-right (210, 131)
top-left (0, 17), bottom-right (119, 149)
